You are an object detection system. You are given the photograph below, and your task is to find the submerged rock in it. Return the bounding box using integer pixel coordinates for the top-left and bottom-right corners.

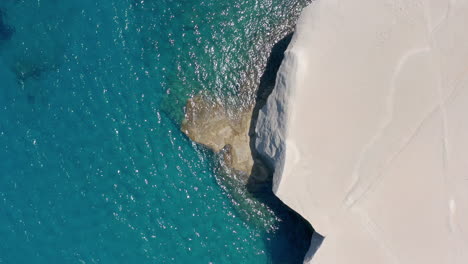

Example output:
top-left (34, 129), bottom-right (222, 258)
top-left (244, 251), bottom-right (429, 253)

top-left (181, 95), bottom-right (254, 176)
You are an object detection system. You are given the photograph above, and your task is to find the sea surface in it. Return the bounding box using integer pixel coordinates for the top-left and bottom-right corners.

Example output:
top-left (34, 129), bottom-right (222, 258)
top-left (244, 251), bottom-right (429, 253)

top-left (0, 0), bottom-right (311, 263)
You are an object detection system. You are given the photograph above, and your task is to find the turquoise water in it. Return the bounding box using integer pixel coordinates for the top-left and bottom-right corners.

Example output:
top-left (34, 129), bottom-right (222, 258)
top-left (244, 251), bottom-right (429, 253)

top-left (0, 0), bottom-right (311, 263)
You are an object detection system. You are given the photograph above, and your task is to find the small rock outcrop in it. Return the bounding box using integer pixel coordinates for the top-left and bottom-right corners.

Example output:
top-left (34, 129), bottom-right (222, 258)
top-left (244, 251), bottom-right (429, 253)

top-left (181, 95), bottom-right (254, 175)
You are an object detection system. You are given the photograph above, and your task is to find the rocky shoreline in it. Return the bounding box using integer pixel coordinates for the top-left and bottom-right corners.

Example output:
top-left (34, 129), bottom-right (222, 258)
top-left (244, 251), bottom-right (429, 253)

top-left (181, 94), bottom-right (254, 176)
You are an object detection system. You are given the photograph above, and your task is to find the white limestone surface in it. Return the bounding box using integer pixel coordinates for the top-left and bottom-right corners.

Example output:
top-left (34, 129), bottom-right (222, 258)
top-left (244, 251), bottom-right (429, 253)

top-left (255, 0), bottom-right (468, 263)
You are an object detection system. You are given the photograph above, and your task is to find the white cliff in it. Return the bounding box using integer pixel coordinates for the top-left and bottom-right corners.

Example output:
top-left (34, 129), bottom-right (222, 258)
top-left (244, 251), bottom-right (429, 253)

top-left (255, 0), bottom-right (468, 263)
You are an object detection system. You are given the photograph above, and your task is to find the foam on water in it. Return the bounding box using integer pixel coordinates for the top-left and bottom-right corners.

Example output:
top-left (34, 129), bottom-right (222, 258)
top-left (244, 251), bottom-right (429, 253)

top-left (0, 0), bottom-right (311, 263)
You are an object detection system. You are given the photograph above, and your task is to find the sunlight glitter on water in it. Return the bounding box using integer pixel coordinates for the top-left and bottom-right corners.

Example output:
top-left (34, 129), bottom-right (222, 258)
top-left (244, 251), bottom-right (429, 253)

top-left (0, 0), bottom-right (311, 263)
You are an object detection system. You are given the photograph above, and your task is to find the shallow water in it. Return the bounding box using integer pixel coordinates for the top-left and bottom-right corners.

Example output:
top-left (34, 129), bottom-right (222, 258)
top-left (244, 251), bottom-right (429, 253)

top-left (0, 0), bottom-right (311, 263)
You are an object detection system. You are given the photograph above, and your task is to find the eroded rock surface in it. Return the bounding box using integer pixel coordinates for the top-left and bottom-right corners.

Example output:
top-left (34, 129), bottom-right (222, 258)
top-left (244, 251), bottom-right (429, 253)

top-left (181, 95), bottom-right (254, 175)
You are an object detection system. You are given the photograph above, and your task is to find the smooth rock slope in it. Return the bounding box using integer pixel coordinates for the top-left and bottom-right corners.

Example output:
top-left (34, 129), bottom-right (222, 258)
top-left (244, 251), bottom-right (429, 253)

top-left (255, 0), bottom-right (468, 263)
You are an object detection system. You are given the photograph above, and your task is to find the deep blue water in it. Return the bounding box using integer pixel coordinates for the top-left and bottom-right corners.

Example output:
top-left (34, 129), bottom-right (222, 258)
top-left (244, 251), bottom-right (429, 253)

top-left (0, 0), bottom-right (311, 263)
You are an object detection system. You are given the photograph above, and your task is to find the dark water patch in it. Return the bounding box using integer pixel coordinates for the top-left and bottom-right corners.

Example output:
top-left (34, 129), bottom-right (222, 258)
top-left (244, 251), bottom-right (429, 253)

top-left (0, 9), bottom-right (14, 42)
top-left (0, 1), bottom-right (88, 84)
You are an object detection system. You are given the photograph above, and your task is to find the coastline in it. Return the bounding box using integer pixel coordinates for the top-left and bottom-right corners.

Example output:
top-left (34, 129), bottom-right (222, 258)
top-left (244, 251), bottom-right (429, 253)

top-left (1, 0), bottom-right (316, 262)
top-left (255, 0), bottom-right (468, 263)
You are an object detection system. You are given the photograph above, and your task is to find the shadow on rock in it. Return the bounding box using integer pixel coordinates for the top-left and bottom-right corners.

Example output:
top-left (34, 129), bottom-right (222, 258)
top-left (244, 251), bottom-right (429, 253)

top-left (247, 32), bottom-right (324, 263)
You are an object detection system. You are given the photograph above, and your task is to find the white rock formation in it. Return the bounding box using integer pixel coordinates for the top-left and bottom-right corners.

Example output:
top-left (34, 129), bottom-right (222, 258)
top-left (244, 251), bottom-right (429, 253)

top-left (255, 0), bottom-right (468, 263)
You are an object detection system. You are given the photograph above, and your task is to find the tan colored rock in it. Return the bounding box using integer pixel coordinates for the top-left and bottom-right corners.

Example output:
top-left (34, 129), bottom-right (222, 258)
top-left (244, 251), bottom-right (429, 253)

top-left (181, 95), bottom-right (254, 175)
